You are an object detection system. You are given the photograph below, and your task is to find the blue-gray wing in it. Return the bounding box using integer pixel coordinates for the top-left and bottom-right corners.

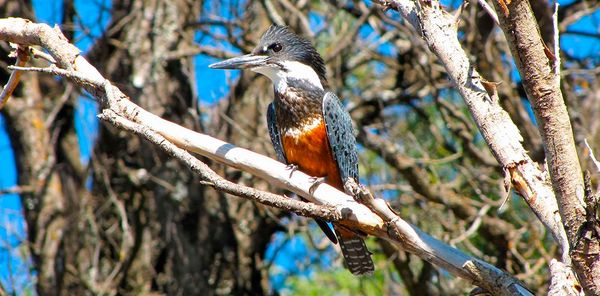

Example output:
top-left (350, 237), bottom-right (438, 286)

top-left (267, 102), bottom-right (287, 163)
top-left (323, 92), bottom-right (359, 186)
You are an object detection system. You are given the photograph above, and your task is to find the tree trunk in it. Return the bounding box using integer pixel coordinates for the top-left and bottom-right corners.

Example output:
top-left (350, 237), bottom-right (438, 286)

top-left (1, 0), bottom-right (279, 294)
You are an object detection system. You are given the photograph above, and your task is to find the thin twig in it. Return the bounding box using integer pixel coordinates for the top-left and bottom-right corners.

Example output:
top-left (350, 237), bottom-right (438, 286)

top-left (31, 47), bottom-right (56, 64)
top-left (477, 0), bottom-right (499, 26)
top-left (450, 204), bottom-right (491, 245)
top-left (553, 1), bottom-right (561, 76)
top-left (261, 0), bottom-right (286, 26)
top-left (584, 139), bottom-right (600, 173)
top-left (0, 185), bottom-right (35, 195)
top-left (45, 83), bottom-right (74, 128)
top-left (0, 44), bottom-right (29, 109)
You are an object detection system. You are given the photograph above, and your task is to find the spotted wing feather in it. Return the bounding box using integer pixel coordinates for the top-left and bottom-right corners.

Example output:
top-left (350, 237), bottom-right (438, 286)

top-left (323, 93), bottom-right (374, 275)
top-left (322, 92), bottom-right (359, 186)
top-left (267, 102), bottom-right (287, 163)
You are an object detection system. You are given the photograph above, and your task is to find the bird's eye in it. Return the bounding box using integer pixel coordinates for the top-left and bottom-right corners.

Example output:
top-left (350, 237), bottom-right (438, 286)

top-left (269, 43), bottom-right (283, 52)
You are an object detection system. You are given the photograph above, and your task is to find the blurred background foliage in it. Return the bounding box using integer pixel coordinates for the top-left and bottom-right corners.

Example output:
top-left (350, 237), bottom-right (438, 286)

top-left (0, 0), bottom-right (599, 295)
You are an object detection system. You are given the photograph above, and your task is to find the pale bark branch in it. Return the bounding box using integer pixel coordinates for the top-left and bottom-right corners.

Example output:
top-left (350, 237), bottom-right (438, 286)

top-left (346, 179), bottom-right (531, 295)
top-left (0, 17), bottom-right (533, 295)
top-left (488, 0), bottom-right (597, 293)
top-left (373, 0), bottom-right (570, 263)
top-left (97, 108), bottom-right (343, 222)
top-left (261, 0), bottom-right (286, 27)
top-left (548, 259), bottom-right (582, 296)
top-left (585, 139), bottom-right (600, 173)
top-left (477, 0), bottom-right (500, 25)
top-left (0, 43), bottom-right (28, 109)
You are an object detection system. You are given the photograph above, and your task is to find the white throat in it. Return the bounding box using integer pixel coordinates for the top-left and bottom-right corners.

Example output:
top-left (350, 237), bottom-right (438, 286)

top-left (252, 61), bottom-right (323, 93)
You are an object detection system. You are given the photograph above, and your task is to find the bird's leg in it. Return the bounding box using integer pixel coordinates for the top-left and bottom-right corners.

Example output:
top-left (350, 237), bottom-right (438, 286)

top-left (344, 178), bottom-right (374, 204)
top-left (308, 176), bottom-right (327, 195)
top-left (286, 163), bottom-right (299, 178)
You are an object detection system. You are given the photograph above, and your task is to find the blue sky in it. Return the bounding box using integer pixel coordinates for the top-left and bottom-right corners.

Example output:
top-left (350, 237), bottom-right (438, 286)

top-left (1, 0), bottom-right (599, 294)
top-left (0, 115), bottom-right (33, 293)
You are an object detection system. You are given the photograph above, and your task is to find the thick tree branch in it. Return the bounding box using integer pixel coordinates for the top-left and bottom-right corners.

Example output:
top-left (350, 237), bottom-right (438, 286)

top-left (489, 0), bottom-right (596, 293)
top-left (373, 0), bottom-right (570, 263)
top-left (0, 17), bottom-right (533, 295)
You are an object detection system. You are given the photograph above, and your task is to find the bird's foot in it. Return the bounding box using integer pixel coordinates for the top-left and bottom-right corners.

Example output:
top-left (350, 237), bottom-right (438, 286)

top-left (344, 178), bottom-right (400, 216)
top-left (309, 176), bottom-right (326, 195)
top-left (286, 164), bottom-right (299, 178)
top-left (343, 178), bottom-right (362, 197)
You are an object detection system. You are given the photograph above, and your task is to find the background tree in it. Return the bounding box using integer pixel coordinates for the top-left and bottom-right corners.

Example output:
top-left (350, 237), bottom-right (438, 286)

top-left (0, 0), bottom-right (599, 295)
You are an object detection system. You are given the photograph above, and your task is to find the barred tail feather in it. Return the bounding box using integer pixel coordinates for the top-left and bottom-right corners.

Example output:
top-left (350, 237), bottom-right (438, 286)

top-left (334, 225), bottom-right (374, 275)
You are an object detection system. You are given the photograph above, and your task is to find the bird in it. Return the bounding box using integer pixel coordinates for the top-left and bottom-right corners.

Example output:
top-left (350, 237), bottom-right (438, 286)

top-left (209, 25), bottom-right (374, 276)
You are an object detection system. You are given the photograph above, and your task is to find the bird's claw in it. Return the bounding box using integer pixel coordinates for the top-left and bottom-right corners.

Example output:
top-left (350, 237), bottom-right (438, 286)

top-left (286, 164), bottom-right (299, 178)
top-left (344, 178), bottom-right (361, 196)
top-left (308, 176), bottom-right (326, 195)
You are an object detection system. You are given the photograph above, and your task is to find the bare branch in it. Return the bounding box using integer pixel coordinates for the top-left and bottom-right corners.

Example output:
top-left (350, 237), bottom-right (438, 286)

top-left (585, 139), bottom-right (600, 173)
top-left (346, 179), bottom-right (532, 296)
top-left (489, 0), bottom-right (595, 292)
top-left (477, 0), bottom-right (500, 25)
top-left (278, 0), bottom-right (313, 37)
top-left (548, 259), bottom-right (582, 296)
top-left (558, 1), bottom-right (600, 31)
top-left (261, 0), bottom-right (286, 26)
top-left (0, 185), bottom-right (35, 195)
top-left (98, 109), bottom-right (343, 222)
top-left (374, 0), bottom-right (569, 263)
top-left (0, 43), bottom-right (28, 109)
top-left (552, 2), bottom-right (560, 76)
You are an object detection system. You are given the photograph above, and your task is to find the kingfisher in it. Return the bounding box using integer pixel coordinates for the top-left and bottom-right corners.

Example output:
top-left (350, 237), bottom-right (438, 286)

top-left (209, 25), bottom-right (374, 275)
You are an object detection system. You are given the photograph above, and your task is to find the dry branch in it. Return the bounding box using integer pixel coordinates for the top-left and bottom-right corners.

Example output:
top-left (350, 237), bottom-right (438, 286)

top-left (489, 0), bottom-right (597, 293)
top-left (0, 17), bottom-right (534, 295)
top-left (0, 44), bottom-right (28, 109)
top-left (98, 108), bottom-right (343, 222)
top-left (374, 0), bottom-right (570, 262)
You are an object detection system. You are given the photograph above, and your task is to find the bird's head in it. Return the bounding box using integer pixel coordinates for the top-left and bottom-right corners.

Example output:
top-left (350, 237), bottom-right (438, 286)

top-left (209, 25), bottom-right (327, 90)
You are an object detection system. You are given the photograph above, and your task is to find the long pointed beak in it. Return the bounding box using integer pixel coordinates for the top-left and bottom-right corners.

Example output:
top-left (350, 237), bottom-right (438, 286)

top-left (209, 54), bottom-right (269, 69)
